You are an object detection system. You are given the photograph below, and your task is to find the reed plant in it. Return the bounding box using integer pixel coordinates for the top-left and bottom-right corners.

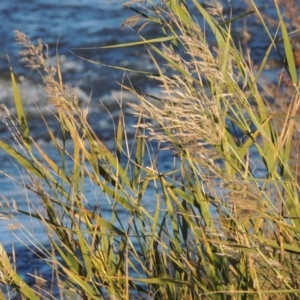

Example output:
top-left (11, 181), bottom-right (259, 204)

top-left (1, 0), bottom-right (300, 299)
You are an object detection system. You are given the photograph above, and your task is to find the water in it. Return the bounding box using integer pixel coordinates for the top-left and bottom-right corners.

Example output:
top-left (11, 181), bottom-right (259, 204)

top-left (0, 0), bottom-right (288, 294)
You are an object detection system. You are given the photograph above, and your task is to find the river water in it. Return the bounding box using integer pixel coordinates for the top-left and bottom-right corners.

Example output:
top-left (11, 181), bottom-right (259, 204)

top-left (0, 0), bottom-right (289, 295)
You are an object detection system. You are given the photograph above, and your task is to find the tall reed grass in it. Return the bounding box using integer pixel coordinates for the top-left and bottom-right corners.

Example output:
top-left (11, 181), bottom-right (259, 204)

top-left (1, 0), bottom-right (300, 299)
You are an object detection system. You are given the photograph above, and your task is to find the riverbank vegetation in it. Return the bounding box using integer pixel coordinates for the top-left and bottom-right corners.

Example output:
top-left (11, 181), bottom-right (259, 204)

top-left (1, 0), bottom-right (300, 299)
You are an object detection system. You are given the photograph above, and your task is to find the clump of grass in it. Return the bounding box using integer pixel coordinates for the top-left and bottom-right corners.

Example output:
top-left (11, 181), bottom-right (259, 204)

top-left (1, 0), bottom-right (300, 299)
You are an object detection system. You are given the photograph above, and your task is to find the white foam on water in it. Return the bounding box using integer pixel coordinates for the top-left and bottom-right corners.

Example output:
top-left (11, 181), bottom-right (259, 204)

top-left (0, 74), bottom-right (97, 120)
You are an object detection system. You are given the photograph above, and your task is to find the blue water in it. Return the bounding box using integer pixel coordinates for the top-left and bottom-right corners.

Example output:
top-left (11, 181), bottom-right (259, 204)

top-left (0, 0), bottom-right (287, 295)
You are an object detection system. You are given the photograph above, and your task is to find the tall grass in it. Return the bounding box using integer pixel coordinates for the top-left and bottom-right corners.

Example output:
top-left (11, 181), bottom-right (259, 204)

top-left (1, 0), bottom-right (300, 299)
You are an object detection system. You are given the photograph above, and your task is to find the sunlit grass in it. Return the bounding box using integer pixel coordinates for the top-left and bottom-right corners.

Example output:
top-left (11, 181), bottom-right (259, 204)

top-left (1, 0), bottom-right (300, 299)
